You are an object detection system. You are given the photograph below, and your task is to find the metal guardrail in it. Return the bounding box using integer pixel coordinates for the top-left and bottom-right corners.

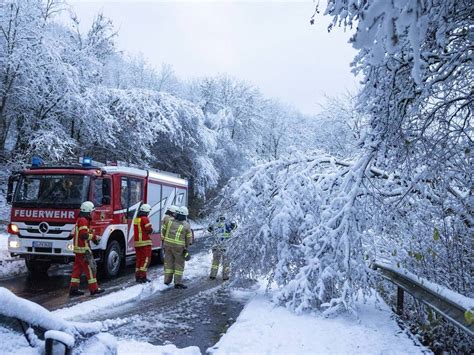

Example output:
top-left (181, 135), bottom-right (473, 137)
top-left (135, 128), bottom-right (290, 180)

top-left (373, 262), bottom-right (473, 336)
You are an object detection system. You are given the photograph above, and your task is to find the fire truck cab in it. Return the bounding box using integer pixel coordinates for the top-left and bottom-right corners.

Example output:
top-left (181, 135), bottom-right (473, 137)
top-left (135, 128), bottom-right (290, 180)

top-left (6, 158), bottom-right (188, 277)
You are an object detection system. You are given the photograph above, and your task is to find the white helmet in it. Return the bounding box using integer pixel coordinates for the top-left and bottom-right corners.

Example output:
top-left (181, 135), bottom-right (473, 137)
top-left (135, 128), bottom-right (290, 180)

top-left (140, 203), bottom-right (152, 213)
top-left (178, 206), bottom-right (189, 216)
top-left (168, 205), bottom-right (179, 213)
top-left (80, 201), bottom-right (95, 213)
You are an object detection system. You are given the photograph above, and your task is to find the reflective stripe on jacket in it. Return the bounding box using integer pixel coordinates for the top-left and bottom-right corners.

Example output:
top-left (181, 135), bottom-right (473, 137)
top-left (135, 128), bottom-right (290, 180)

top-left (73, 217), bottom-right (93, 254)
top-left (162, 219), bottom-right (192, 248)
top-left (134, 216), bottom-right (153, 247)
top-left (161, 215), bottom-right (173, 237)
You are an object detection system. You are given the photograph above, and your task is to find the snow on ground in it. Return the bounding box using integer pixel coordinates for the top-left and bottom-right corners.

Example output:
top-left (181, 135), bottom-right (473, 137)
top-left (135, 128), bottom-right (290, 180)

top-left (209, 291), bottom-right (428, 355)
top-left (0, 326), bottom-right (38, 355)
top-left (80, 333), bottom-right (201, 354)
top-left (54, 247), bottom-right (212, 321)
top-left (0, 249), bottom-right (212, 354)
top-left (0, 231), bottom-right (26, 278)
top-left (0, 233), bottom-right (213, 354)
top-left (117, 339), bottom-right (200, 354)
top-left (59, 245), bottom-right (214, 354)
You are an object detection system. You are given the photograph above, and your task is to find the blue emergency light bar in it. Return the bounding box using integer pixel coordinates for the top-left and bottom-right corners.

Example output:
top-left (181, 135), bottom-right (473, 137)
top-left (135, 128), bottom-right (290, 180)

top-left (82, 157), bottom-right (92, 167)
top-left (31, 156), bottom-right (44, 167)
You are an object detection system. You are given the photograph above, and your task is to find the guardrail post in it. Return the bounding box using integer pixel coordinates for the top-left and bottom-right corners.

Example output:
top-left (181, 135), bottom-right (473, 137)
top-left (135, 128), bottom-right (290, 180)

top-left (396, 286), bottom-right (404, 315)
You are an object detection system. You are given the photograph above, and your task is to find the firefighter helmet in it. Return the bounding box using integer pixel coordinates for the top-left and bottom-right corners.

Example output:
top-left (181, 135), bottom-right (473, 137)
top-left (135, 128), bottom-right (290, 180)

top-left (80, 201), bottom-right (95, 213)
top-left (178, 206), bottom-right (189, 216)
top-left (168, 205), bottom-right (179, 213)
top-left (140, 204), bottom-right (152, 213)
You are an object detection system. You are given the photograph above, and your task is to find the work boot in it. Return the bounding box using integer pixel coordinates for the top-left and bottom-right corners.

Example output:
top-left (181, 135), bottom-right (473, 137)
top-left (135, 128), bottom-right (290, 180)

top-left (143, 278), bottom-right (151, 283)
top-left (69, 289), bottom-right (84, 297)
top-left (223, 277), bottom-right (229, 281)
top-left (210, 276), bottom-right (216, 280)
top-left (174, 283), bottom-right (188, 289)
top-left (90, 288), bottom-right (105, 296)
top-left (164, 281), bottom-right (171, 285)
top-left (136, 277), bottom-right (145, 284)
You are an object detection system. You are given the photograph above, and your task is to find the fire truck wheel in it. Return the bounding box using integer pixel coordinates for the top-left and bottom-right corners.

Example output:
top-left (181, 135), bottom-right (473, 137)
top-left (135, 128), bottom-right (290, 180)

top-left (25, 259), bottom-right (51, 276)
top-left (102, 240), bottom-right (123, 278)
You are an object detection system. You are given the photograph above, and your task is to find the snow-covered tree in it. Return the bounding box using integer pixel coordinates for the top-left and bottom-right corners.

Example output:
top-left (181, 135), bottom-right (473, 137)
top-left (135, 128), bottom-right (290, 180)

top-left (223, 0), bottom-right (472, 316)
top-left (323, 0), bottom-right (472, 291)
top-left (313, 93), bottom-right (366, 157)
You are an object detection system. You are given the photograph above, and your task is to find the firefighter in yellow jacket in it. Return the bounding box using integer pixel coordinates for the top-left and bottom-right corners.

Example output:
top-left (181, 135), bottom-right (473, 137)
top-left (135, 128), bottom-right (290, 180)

top-left (161, 206), bottom-right (192, 289)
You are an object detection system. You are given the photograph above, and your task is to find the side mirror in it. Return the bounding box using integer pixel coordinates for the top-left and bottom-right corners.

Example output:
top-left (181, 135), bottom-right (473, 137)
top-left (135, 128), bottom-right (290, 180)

top-left (101, 196), bottom-right (111, 205)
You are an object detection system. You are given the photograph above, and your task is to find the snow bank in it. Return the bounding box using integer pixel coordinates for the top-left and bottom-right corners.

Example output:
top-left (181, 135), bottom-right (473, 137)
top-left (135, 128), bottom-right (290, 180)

top-left (0, 287), bottom-right (74, 332)
top-left (118, 339), bottom-right (200, 355)
top-left (79, 333), bottom-right (118, 354)
top-left (0, 286), bottom-right (104, 338)
top-left (209, 293), bottom-right (426, 354)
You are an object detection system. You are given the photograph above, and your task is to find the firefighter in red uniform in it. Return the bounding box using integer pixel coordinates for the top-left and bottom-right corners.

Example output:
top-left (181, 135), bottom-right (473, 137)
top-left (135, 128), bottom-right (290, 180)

top-left (134, 204), bottom-right (154, 283)
top-left (69, 201), bottom-right (105, 296)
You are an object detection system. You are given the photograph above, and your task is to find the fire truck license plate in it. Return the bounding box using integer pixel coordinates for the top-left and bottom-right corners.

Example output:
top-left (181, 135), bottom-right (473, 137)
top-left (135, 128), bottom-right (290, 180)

top-left (33, 241), bottom-right (52, 248)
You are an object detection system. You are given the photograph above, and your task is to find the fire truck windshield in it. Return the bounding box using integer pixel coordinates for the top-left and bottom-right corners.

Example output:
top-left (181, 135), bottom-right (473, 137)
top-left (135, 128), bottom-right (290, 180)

top-left (13, 174), bottom-right (91, 208)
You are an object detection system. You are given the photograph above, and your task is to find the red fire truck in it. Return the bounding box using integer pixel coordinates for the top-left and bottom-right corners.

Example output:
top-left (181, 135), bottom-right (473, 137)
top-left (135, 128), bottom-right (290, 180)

top-left (6, 158), bottom-right (188, 277)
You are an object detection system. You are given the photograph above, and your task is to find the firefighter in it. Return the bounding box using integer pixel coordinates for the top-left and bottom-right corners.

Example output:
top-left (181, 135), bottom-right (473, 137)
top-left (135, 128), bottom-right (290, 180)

top-left (165, 205), bottom-right (178, 218)
top-left (161, 206), bottom-right (192, 289)
top-left (69, 201), bottom-right (105, 296)
top-left (161, 205), bottom-right (178, 244)
top-left (208, 216), bottom-right (237, 280)
top-left (161, 205), bottom-right (177, 235)
top-left (134, 203), bottom-right (153, 283)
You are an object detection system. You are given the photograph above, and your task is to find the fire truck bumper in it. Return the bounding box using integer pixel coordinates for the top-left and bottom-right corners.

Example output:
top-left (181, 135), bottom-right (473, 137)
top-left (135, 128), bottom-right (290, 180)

top-left (7, 235), bottom-right (75, 261)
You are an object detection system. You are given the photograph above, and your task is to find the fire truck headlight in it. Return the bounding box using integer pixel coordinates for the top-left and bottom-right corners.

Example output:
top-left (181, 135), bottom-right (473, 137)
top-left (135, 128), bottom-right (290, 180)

top-left (9, 240), bottom-right (20, 249)
top-left (7, 223), bottom-right (19, 235)
top-left (66, 243), bottom-right (74, 251)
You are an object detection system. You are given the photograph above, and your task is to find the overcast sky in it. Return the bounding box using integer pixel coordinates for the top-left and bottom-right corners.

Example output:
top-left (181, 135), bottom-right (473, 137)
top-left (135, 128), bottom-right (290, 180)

top-left (67, 0), bottom-right (358, 115)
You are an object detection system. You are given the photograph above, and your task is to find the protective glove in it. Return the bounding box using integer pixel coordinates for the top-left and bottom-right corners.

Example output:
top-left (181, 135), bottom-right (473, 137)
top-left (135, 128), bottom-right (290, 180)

top-left (183, 249), bottom-right (191, 261)
top-left (92, 237), bottom-right (100, 246)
